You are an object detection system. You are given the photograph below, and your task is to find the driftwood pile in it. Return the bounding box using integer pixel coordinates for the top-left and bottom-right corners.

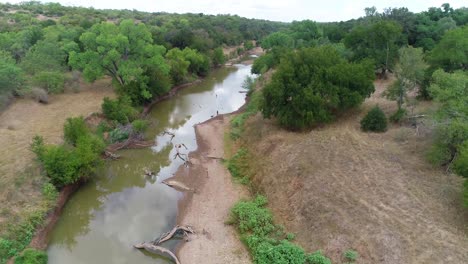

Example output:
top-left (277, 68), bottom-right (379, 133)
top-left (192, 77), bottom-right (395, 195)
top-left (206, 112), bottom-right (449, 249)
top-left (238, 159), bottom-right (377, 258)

top-left (134, 225), bottom-right (195, 264)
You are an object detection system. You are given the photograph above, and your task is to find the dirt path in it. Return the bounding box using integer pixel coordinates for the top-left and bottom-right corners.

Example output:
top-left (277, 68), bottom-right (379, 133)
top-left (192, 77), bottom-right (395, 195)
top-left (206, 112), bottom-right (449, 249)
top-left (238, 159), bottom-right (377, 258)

top-left (172, 116), bottom-right (251, 264)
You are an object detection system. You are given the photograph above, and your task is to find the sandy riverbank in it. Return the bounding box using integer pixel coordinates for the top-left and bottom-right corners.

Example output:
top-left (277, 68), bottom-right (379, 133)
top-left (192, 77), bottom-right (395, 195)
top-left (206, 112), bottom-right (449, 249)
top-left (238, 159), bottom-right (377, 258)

top-left (170, 115), bottom-right (251, 264)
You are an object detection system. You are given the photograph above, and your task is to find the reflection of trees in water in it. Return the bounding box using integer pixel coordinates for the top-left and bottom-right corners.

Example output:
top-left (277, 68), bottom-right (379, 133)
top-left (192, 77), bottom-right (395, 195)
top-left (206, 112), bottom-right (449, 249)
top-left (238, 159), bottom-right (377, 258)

top-left (52, 182), bottom-right (108, 248)
top-left (51, 144), bottom-right (174, 248)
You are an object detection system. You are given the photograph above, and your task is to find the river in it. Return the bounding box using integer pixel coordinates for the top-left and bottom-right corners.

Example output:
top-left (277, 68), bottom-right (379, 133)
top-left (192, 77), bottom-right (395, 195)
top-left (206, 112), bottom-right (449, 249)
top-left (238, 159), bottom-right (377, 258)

top-left (47, 64), bottom-right (253, 263)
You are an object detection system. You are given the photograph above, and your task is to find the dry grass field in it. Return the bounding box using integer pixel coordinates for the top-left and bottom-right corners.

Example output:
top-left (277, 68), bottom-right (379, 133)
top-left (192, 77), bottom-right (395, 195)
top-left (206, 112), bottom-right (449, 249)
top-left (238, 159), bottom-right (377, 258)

top-left (0, 78), bottom-right (114, 234)
top-left (242, 78), bottom-right (468, 263)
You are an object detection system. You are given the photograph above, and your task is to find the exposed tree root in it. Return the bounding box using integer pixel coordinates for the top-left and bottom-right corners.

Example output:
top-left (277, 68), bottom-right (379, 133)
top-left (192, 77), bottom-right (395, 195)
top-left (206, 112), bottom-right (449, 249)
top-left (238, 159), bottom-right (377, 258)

top-left (134, 225), bottom-right (195, 264)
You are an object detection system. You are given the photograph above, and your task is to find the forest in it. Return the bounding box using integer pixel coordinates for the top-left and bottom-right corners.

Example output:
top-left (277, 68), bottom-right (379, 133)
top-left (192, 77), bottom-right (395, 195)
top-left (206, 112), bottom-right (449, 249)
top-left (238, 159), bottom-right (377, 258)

top-left (0, 1), bottom-right (467, 264)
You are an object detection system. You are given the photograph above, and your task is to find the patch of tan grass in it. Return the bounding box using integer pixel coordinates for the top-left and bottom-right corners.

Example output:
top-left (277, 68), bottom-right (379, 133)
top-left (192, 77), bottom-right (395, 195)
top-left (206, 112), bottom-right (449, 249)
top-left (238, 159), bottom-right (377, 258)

top-left (241, 77), bottom-right (468, 263)
top-left (0, 78), bottom-right (114, 233)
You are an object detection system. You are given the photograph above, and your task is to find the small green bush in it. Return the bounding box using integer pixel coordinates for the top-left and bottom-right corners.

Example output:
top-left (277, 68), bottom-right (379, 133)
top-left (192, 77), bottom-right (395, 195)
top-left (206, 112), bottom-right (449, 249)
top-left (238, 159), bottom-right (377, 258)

top-left (101, 96), bottom-right (137, 124)
top-left (14, 248), bottom-right (47, 264)
top-left (32, 134), bottom-right (104, 188)
top-left (42, 183), bottom-right (58, 201)
top-left (389, 108), bottom-right (406, 123)
top-left (33, 71), bottom-right (65, 94)
top-left (131, 119), bottom-right (149, 133)
top-left (343, 249), bottom-right (359, 262)
top-left (227, 148), bottom-right (250, 184)
top-left (360, 106), bottom-right (388, 132)
top-left (229, 196), bottom-right (331, 264)
top-left (231, 196), bottom-right (274, 236)
top-left (454, 141), bottom-right (468, 178)
top-left (109, 128), bottom-right (129, 143)
top-left (40, 144), bottom-right (79, 187)
top-left (63, 116), bottom-right (89, 145)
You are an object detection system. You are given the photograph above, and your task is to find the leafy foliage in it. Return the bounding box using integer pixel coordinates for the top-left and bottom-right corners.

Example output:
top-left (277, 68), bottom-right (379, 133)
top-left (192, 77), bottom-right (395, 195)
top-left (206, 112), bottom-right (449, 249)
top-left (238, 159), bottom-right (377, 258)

top-left (101, 96), bottom-right (137, 124)
top-left (32, 71), bottom-right (65, 94)
top-left (68, 19), bottom-right (170, 99)
top-left (360, 106), bottom-right (388, 132)
top-left (344, 20), bottom-right (403, 72)
top-left (131, 119), bottom-right (149, 133)
top-left (262, 46), bottom-right (375, 130)
top-left (211, 47), bottom-right (226, 67)
top-left (385, 46), bottom-right (428, 110)
top-left (14, 248), bottom-right (47, 264)
top-left (0, 51), bottom-right (24, 96)
top-left (63, 116), bottom-right (89, 145)
top-left (229, 196), bottom-right (331, 264)
top-left (429, 26), bottom-right (468, 72)
top-left (343, 249), bottom-right (359, 262)
top-left (427, 69), bottom-right (468, 204)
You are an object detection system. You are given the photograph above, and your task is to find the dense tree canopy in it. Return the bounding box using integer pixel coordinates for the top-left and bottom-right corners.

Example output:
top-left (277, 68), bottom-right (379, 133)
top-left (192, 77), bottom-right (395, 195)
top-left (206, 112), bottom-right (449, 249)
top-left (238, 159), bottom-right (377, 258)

top-left (344, 20), bottom-right (403, 73)
top-left (428, 26), bottom-right (468, 72)
top-left (262, 46), bottom-right (375, 130)
top-left (69, 19), bottom-right (169, 94)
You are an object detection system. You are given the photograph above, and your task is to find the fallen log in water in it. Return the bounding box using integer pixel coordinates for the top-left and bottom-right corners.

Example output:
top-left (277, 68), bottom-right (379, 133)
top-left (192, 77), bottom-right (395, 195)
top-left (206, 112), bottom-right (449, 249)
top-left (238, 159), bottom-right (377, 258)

top-left (134, 225), bottom-right (195, 264)
top-left (162, 180), bottom-right (193, 192)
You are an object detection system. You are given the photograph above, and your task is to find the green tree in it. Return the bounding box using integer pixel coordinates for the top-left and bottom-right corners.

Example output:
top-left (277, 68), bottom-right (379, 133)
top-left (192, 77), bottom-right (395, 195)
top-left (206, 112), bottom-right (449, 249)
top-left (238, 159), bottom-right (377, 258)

top-left (262, 46), bottom-right (375, 130)
top-left (385, 46), bottom-right (428, 110)
top-left (69, 19), bottom-right (170, 97)
top-left (0, 51), bottom-right (24, 96)
top-left (260, 32), bottom-right (294, 49)
top-left (428, 26), bottom-right (468, 72)
top-left (166, 48), bottom-right (190, 84)
top-left (21, 40), bottom-right (66, 74)
top-left (211, 47), bottom-right (226, 67)
top-left (428, 70), bottom-right (468, 167)
top-left (345, 20), bottom-right (403, 75)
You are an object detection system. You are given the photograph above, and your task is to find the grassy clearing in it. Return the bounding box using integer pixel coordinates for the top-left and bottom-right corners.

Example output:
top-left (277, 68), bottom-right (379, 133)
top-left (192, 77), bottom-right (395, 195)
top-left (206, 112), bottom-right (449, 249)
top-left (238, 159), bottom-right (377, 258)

top-left (0, 79), bottom-right (114, 263)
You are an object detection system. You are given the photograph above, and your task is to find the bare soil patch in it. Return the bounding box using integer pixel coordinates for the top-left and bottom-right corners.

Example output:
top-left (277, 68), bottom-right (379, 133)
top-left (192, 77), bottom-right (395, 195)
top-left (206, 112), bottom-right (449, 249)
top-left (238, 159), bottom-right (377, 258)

top-left (242, 78), bottom-right (468, 263)
top-left (173, 115), bottom-right (251, 264)
top-left (0, 78), bottom-right (114, 233)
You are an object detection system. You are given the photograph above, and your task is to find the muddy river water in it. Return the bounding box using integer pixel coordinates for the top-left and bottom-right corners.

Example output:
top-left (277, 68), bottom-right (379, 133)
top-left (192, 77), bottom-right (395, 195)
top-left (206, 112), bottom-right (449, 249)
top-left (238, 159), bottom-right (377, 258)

top-left (47, 64), bottom-right (253, 263)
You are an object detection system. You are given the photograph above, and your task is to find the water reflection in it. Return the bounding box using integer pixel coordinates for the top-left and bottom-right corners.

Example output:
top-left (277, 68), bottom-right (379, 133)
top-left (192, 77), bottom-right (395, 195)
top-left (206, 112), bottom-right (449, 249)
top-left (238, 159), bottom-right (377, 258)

top-left (47, 65), bottom-right (252, 264)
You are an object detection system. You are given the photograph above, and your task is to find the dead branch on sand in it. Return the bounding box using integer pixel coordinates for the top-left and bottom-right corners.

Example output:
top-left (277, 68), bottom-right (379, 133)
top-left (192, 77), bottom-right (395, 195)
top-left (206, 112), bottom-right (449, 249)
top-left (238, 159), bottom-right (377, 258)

top-left (134, 225), bottom-right (195, 264)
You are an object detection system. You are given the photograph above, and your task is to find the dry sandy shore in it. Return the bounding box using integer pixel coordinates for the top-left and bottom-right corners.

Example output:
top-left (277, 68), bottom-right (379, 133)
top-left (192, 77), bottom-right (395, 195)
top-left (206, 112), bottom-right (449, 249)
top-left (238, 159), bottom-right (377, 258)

top-left (172, 115), bottom-right (251, 264)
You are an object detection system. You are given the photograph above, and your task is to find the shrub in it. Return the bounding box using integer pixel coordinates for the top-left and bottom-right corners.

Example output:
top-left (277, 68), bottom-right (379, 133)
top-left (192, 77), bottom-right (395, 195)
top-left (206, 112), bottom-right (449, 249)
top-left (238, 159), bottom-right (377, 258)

top-left (229, 195), bottom-right (331, 264)
top-left (40, 144), bottom-right (79, 187)
top-left (32, 71), bottom-right (65, 94)
top-left (33, 134), bottom-right (104, 188)
top-left (42, 183), bottom-right (58, 201)
top-left (109, 128), bottom-right (129, 143)
top-left (252, 239), bottom-right (306, 264)
top-left (101, 96), bottom-right (137, 124)
top-left (262, 46), bottom-right (374, 130)
top-left (360, 106), bottom-right (387, 132)
top-left (454, 141), bottom-right (468, 178)
top-left (63, 116), bottom-right (89, 145)
top-left (14, 248), bottom-right (47, 264)
top-left (343, 249), bottom-right (359, 262)
top-left (227, 148), bottom-right (250, 184)
top-left (131, 119), bottom-right (149, 133)
top-left (31, 136), bottom-right (45, 161)
top-left (74, 134), bottom-right (105, 179)
top-left (389, 108), bottom-right (406, 123)
top-left (306, 251), bottom-right (332, 264)
top-left (230, 195), bottom-right (275, 236)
